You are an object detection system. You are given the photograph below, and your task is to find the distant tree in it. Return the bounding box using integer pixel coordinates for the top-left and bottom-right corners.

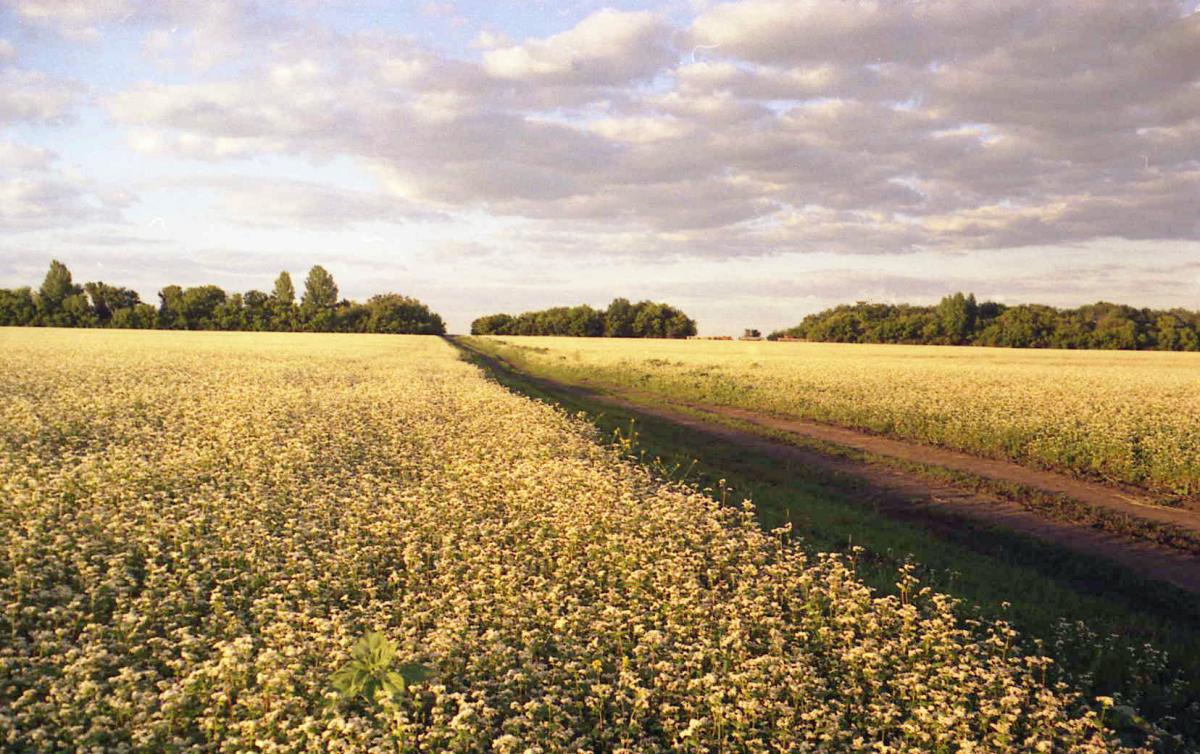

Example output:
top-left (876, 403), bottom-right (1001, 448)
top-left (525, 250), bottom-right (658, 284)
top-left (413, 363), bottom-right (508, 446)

top-left (243, 290), bottom-right (272, 331)
top-left (472, 300), bottom-right (694, 338)
top-left (301, 266), bottom-right (339, 331)
top-left (38, 260), bottom-right (79, 313)
top-left (971, 305), bottom-right (1059, 348)
top-left (272, 271), bottom-right (296, 305)
top-left (604, 298), bottom-right (636, 337)
top-left (936, 292), bottom-right (977, 344)
top-left (563, 305), bottom-right (604, 336)
top-left (0, 287), bottom-right (37, 326)
top-left (662, 305), bottom-right (698, 338)
top-left (157, 284), bottom-right (227, 330)
top-left (157, 285), bottom-right (186, 330)
top-left (110, 303), bottom-right (158, 329)
top-left (302, 266), bottom-right (338, 311)
top-left (0, 260), bottom-right (472, 341)
top-left (333, 301), bottom-right (369, 333)
top-left (1089, 306), bottom-right (1140, 350)
top-left (58, 294), bottom-right (98, 327)
top-left (213, 293), bottom-right (246, 331)
top-left (471, 313), bottom-right (514, 335)
top-left (269, 272), bottom-right (299, 331)
top-left (1154, 314), bottom-right (1187, 351)
top-left (632, 302), bottom-right (667, 338)
top-left (84, 281), bottom-right (141, 324)
top-left (180, 285), bottom-right (228, 330)
top-left (365, 293), bottom-right (447, 335)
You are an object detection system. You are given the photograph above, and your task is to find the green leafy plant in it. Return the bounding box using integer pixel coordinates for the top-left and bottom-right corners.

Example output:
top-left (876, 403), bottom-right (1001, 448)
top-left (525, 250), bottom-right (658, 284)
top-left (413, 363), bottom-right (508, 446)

top-left (331, 633), bottom-right (431, 703)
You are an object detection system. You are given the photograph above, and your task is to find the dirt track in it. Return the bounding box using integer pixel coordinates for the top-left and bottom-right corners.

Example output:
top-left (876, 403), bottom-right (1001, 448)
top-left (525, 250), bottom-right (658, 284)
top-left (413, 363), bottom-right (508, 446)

top-left (592, 389), bottom-right (1200, 595)
top-left (461, 343), bottom-right (1200, 595)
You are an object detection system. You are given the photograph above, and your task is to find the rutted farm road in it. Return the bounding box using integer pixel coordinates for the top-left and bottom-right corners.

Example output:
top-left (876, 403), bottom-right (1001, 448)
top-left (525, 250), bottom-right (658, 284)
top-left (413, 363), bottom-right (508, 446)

top-left (459, 341), bottom-right (1200, 596)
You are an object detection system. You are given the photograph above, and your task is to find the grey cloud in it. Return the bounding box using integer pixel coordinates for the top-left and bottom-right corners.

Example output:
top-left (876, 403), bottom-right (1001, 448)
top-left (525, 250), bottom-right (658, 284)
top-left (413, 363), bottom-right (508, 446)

top-left (0, 174), bottom-right (126, 231)
top-left (67, 1), bottom-right (1200, 256)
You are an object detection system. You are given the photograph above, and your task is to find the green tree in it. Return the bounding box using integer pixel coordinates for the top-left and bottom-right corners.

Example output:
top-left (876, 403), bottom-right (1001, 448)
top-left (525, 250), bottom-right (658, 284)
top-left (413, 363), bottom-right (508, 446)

top-left (632, 302), bottom-right (667, 338)
top-left (269, 272), bottom-right (299, 331)
top-left (605, 298), bottom-right (636, 337)
top-left (157, 285), bottom-right (186, 330)
top-left (213, 293), bottom-right (246, 330)
top-left (180, 285), bottom-right (228, 330)
top-left (0, 287), bottom-right (37, 326)
top-left (936, 292), bottom-right (976, 345)
top-left (272, 271), bottom-right (296, 305)
top-left (110, 303), bottom-right (158, 329)
top-left (364, 294), bottom-right (446, 335)
top-left (38, 260), bottom-right (81, 316)
top-left (59, 293), bottom-right (99, 328)
top-left (471, 313), bottom-right (514, 335)
top-left (302, 266), bottom-right (338, 311)
top-left (301, 266), bottom-right (339, 331)
top-left (243, 290), bottom-right (272, 331)
top-left (84, 282), bottom-right (141, 324)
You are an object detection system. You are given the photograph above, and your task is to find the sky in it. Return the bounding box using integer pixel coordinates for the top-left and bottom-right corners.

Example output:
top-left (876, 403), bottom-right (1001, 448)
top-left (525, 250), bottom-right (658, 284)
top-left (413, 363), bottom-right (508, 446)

top-left (0, 0), bottom-right (1197, 335)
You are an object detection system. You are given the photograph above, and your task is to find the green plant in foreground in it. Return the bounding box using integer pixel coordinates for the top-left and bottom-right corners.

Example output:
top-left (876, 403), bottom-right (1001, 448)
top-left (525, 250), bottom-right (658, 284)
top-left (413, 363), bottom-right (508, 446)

top-left (331, 633), bottom-right (431, 704)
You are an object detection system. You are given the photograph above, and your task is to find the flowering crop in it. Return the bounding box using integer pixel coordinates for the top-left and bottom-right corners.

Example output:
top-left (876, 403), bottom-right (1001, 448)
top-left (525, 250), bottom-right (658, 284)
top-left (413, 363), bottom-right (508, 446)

top-left (470, 337), bottom-right (1200, 497)
top-left (0, 329), bottom-right (1139, 751)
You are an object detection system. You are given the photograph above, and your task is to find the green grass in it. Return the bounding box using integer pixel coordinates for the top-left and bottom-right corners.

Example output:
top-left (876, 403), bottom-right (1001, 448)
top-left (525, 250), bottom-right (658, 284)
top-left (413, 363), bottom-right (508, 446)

top-left (452, 336), bottom-right (1200, 750)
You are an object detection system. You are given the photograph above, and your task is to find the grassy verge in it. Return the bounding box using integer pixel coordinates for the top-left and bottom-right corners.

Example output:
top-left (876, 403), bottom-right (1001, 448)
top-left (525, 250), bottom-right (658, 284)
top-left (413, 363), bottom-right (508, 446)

top-left (452, 336), bottom-right (1200, 750)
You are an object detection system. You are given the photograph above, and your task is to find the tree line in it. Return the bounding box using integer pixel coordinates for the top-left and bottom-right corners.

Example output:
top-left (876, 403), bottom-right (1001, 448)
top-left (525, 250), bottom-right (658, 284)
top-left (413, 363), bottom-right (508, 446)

top-left (471, 298), bottom-right (697, 338)
top-left (770, 293), bottom-right (1200, 351)
top-left (0, 260), bottom-right (446, 335)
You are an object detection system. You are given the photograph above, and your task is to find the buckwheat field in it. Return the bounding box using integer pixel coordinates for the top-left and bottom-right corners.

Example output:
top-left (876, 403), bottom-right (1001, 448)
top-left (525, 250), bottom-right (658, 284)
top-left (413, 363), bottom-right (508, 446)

top-left (473, 337), bottom-right (1200, 497)
top-left (1, 329), bottom-right (1138, 752)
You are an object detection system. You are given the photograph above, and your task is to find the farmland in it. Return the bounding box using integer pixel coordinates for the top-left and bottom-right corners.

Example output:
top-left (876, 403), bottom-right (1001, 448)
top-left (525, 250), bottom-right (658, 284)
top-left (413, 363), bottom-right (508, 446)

top-left (0, 328), bottom-right (1144, 751)
top-left (465, 337), bottom-right (1200, 498)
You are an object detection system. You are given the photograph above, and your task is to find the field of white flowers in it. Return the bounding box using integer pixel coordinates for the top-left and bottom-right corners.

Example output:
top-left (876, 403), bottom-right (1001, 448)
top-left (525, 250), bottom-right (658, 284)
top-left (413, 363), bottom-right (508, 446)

top-left (470, 337), bottom-right (1200, 497)
top-left (0, 329), bottom-right (1139, 752)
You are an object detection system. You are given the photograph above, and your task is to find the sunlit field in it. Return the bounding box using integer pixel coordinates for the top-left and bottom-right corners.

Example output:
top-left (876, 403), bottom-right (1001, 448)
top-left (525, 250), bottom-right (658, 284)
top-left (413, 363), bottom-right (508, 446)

top-left (471, 337), bottom-right (1200, 497)
top-left (0, 328), bottom-right (1138, 751)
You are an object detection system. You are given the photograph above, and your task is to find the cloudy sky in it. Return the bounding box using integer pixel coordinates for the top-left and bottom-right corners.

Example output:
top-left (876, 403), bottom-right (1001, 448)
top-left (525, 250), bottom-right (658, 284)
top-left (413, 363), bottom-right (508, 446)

top-left (1, 0), bottom-right (1197, 334)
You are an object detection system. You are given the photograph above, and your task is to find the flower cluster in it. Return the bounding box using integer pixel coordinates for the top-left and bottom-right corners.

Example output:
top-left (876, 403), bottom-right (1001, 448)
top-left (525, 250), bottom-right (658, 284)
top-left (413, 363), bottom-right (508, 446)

top-left (0, 329), bottom-right (1140, 751)
top-left (476, 337), bottom-right (1200, 497)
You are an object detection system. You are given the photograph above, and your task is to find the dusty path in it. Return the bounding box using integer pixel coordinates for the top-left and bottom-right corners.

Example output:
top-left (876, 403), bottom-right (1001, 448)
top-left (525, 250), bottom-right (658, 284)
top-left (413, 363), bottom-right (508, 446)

top-left (589, 389), bottom-right (1200, 594)
top-left (459, 342), bottom-right (1200, 594)
top-left (666, 398), bottom-right (1200, 529)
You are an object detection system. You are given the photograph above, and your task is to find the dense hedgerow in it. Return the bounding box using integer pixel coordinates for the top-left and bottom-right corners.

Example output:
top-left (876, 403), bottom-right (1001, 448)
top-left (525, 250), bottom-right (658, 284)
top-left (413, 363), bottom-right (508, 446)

top-left (0, 260), bottom-right (446, 335)
top-left (470, 298), bottom-right (697, 339)
top-left (471, 336), bottom-right (1200, 497)
top-left (770, 294), bottom-right (1200, 351)
top-left (0, 329), bottom-right (1138, 752)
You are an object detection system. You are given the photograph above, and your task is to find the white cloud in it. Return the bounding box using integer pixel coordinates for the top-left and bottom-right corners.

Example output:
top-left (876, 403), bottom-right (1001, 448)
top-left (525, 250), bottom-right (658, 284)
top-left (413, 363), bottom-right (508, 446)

top-left (204, 177), bottom-right (445, 228)
top-left (0, 68), bottom-right (81, 124)
top-left (483, 9), bottom-right (673, 85)
top-left (0, 139), bottom-right (54, 170)
top-left (5, 0), bottom-right (134, 39)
